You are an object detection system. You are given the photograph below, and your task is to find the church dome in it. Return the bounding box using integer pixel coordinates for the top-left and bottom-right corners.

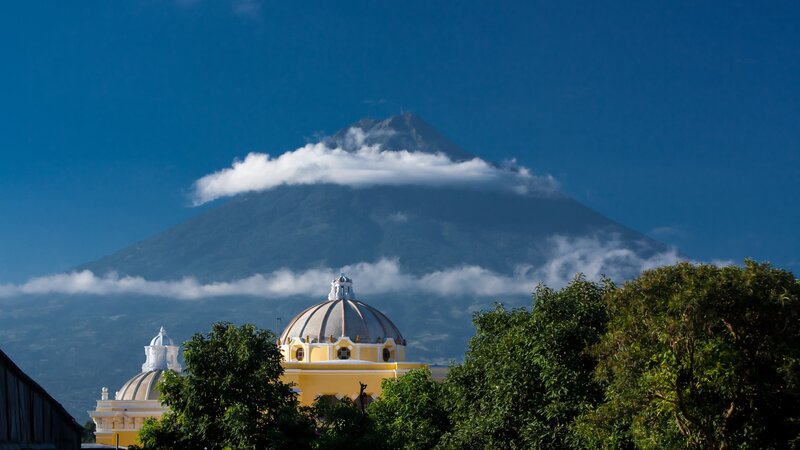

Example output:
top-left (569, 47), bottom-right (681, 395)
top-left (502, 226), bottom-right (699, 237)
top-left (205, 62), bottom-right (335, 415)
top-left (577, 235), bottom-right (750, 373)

top-left (280, 275), bottom-right (405, 344)
top-left (115, 370), bottom-right (164, 401)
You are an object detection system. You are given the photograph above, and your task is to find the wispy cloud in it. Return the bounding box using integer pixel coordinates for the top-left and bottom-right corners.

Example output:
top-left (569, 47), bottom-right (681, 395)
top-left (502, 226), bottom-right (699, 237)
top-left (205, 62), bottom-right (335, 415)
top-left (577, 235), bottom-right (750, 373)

top-left (191, 127), bottom-right (559, 205)
top-left (173, 0), bottom-right (262, 19)
top-left (649, 225), bottom-right (688, 238)
top-left (0, 235), bottom-right (690, 300)
top-left (387, 211), bottom-right (410, 223)
top-left (232, 0), bottom-right (261, 18)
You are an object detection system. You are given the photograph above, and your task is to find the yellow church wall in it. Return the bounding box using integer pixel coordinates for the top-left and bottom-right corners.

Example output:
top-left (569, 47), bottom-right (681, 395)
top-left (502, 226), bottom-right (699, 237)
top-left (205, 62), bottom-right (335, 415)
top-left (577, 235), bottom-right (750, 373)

top-left (90, 398), bottom-right (166, 448)
top-left (282, 361), bottom-right (426, 406)
top-left (359, 347), bottom-right (378, 361)
top-left (96, 430), bottom-right (140, 447)
top-left (309, 346), bottom-right (330, 362)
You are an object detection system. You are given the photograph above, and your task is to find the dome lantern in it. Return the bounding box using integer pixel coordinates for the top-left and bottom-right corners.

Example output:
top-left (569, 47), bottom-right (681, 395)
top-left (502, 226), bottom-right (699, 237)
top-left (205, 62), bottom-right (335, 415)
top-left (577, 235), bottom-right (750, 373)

top-left (141, 326), bottom-right (182, 374)
top-left (149, 326), bottom-right (174, 347)
top-left (328, 274), bottom-right (354, 301)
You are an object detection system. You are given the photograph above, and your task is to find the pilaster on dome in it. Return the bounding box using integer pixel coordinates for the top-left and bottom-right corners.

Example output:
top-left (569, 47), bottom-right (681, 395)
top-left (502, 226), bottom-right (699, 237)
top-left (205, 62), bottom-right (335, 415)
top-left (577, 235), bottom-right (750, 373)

top-left (328, 273), bottom-right (354, 301)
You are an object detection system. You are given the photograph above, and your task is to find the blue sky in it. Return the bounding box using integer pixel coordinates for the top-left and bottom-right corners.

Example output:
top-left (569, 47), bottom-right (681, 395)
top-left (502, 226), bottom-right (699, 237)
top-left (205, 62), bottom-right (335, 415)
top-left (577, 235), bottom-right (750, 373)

top-left (0, 0), bottom-right (798, 282)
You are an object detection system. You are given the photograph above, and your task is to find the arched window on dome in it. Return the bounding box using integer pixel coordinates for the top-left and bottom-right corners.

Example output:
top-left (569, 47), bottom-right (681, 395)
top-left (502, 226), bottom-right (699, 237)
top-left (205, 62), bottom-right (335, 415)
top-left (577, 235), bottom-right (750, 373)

top-left (337, 347), bottom-right (351, 360)
top-left (382, 348), bottom-right (391, 362)
top-left (295, 347), bottom-right (304, 361)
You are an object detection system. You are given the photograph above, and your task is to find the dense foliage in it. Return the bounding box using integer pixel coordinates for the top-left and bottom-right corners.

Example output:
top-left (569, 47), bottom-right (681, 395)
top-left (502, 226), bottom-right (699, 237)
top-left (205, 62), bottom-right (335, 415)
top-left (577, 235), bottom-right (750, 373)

top-left (576, 261), bottom-right (800, 449)
top-left (81, 419), bottom-right (96, 443)
top-left (137, 322), bottom-right (315, 450)
top-left (312, 396), bottom-right (385, 450)
top-left (134, 262), bottom-right (800, 450)
top-left (332, 263), bottom-right (800, 449)
top-left (440, 277), bottom-right (611, 449)
top-left (368, 368), bottom-right (450, 450)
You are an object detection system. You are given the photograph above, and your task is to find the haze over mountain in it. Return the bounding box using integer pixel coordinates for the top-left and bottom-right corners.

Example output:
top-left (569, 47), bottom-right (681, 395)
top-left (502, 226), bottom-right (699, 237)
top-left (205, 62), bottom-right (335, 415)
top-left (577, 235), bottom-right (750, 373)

top-left (0, 114), bottom-right (679, 420)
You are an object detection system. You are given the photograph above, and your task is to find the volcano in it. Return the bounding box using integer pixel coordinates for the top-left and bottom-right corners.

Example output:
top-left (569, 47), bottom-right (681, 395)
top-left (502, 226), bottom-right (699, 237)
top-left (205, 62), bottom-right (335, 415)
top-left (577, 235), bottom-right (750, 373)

top-left (79, 113), bottom-right (662, 282)
top-left (0, 113), bottom-right (671, 420)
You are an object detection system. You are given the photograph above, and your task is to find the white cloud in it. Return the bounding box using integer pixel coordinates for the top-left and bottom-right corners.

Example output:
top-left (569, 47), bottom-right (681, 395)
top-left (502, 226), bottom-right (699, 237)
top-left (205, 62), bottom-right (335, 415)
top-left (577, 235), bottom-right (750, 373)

top-left (535, 235), bottom-right (682, 287)
top-left (191, 127), bottom-right (559, 205)
top-left (387, 211), bottom-right (410, 223)
top-left (0, 235), bottom-right (688, 300)
top-left (407, 333), bottom-right (451, 352)
top-left (232, 0), bottom-right (261, 18)
top-left (175, 0), bottom-right (262, 18)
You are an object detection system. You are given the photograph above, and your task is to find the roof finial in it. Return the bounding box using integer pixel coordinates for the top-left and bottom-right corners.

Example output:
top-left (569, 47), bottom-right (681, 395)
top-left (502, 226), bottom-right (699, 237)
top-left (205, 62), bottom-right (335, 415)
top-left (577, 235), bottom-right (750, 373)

top-left (328, 274), bottom-right (354, 301)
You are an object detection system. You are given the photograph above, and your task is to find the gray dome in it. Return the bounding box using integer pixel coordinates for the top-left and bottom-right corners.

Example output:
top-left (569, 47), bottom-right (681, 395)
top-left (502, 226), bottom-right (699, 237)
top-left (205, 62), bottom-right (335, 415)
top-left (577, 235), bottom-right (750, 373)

top-left (280, 299), bottom-right (405, 344)
top-left (116, 370), bottom-right (164, 401)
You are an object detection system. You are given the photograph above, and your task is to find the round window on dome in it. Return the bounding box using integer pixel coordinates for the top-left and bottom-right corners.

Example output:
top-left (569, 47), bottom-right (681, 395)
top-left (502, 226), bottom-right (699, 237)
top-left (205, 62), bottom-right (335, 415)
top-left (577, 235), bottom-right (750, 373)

top-left (337, 347), bottom-right (351, 360)
top-left (382, 348), bottom-right (391, 362)
top-left (295, 348), bottom-right (304, 361)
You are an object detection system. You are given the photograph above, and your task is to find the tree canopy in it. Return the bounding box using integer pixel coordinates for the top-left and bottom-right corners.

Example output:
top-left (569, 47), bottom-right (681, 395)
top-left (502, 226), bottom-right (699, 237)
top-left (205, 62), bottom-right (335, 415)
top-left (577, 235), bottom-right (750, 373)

top-left (368, 368), bottom-right (450, 450)
top-left (439, 276), bottom-right (611, 449)
top-left (137, 322), bottom-right (315, 450)
top-left (576, 261), bottom-right (800, 449)
top-left (312, 395), bottom-right (385, 450)
top-left (131, 261), bottom-right (800, 450)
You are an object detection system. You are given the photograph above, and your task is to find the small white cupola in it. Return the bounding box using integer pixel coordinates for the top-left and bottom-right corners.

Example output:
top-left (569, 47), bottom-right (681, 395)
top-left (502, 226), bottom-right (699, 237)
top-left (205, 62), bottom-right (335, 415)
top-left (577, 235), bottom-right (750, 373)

top-left (328, 273), bottom-right (355, 301)
top-left (141, 326), bottom-right (182, 373)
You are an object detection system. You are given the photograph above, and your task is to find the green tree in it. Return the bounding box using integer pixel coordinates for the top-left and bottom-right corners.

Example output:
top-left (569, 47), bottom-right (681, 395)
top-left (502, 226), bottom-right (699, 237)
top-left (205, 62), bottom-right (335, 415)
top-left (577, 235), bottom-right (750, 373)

top-left (312, 395), bottom-right (386, 450)
top-left (439, 277), bottom-right (611, 449)
top-left (138, 322), bottom-right (315, 450)
top-left (81, 419), bottom-right (96, 443)
top-left (368, 368), bottom-right (450, 450)
top-left (576, 261), bottom-right (800, 449)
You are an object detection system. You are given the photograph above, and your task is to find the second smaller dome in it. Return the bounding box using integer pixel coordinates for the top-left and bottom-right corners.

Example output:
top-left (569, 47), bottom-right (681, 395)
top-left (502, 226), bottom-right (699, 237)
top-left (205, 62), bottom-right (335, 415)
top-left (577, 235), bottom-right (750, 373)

top-left (116, 370), bottom-right (164, 401)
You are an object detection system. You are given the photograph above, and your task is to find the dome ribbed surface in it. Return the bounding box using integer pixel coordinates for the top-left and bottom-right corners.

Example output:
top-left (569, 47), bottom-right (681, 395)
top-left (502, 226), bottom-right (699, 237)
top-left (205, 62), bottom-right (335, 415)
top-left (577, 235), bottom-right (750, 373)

top-left (280, 299), bottom-right (404, 344)
top-left (116, 370), bottom-right (163, 401)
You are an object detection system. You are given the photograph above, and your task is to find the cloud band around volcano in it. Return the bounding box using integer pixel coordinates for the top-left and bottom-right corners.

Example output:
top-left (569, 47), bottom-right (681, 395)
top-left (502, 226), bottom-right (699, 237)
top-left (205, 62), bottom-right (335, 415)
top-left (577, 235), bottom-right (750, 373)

top-left (0, 235), bottom-right (685, 300)
top-left (191, 128), bottom-right (559, 205)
